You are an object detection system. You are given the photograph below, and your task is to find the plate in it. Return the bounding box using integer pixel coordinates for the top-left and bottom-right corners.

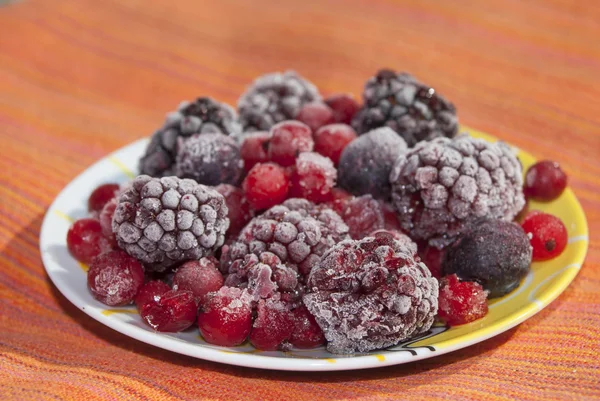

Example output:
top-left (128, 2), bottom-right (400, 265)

top-left (39, 127), bottom-right (589, 371)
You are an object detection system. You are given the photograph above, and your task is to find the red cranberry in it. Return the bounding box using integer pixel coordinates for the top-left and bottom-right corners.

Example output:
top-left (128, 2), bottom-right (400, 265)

top-left (268, 121), bottom-right (314, 167)
top-left (172, 258), bottom-right (224, 304)
top-left (295, 102), bottom-right (335, 132)
top-left (438, 274), bottom-right (488, 326)
top-left (418, 245), bottom-right (443, 279)
top-left (332, 195), bottom-right (384, 239)
top-left (135, 280), bottom-right (171, 310)
top-left (289, 305), bottom-right (325, 348)
top-left (289, 152), bottom-right (337, 203)
top-left (242, 162), bottom-right (289, 211)
top-left (139, 290), bottom-right (197, 332)
top-left (67, 218), bottom-right (114, 264)
top-left (88, 183), bottom-right (119, 214)
top-left (314, 124), bottom-right (357, 165)
top-left (198, 287), bottom-right (253, 346)
top-left (99, 198), bottom-right (118, 244)
top-left (249, 299), bottom-right (294, 351)
top-left (324, 94), bottom-right (360, 124)
top-left (524, 160), bottom-right (568, 201)
top-left (87, 250), bottom-right (144, 306)
top-left (240, 131), bottom-right (270, 172)
top-left (214, 184), bottom-right (251, 237)
top-left (521, 211), bottom-right (567, 261)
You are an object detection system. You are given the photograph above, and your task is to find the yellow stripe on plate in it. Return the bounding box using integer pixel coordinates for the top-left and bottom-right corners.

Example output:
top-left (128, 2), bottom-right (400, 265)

top-left (102, 309), bottom-right (138, 316)
top-left (108, 156), bottom-right (136, 179)
top-left (54, 210), bottom-right (74, 223)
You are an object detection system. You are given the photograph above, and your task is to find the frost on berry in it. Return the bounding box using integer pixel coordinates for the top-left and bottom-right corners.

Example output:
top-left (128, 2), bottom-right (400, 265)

top-left (268, 121), bottom-right (314, 167)
top-left (198, 287), bottom-right (253, 346)
top-left (67, 218), bottom-right (114, 264)
top-left (172, 257), bottom-right (224, 303)
top-left (87, 251), bottom-right (144, 306)
top-left (438, 274), bottom-right (488, 326)
top-left (289, 152), bottom-right (337, 203)
top-left (240, 131), bottom-right (271, 172)
top-left (139, 289), bottom-right (198, 332)
top-left (331, 195), bottom-right (384, 239)
top-left (249, 298), bottom-right (294, 351)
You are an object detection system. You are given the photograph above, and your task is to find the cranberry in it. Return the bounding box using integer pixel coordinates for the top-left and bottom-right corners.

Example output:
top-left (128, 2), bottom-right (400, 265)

top-left (87, 250), bottom-right (144, 306)
top-left (67, 218), bottom-right (114, 264)
top-left (249, 299), bottom-right (294, 351)
top-left (172, 258), bottom-right (224, 304)
top-left (240, 131), bottom-right (271, 172)
top-left (135, 280), bottom-right (171, 311)
top-left (214, 184), bottom-right (251, 237)
top-left (289, 152), bottom-right (337, 203)
top-left (99, 198), bottom-right (118, 243)
top-left (88, 183), bottom-right (119, 214)
top-left (242, 162), bottom-right (289, 211)
top-left (139, 290), bottom-right (197, 332)
top-left (295, 102), bottom-right (335, 132)
top-left (418, 245), bottom-right (443, 279)
top-left (438, 274), bottom-right (488, 326)
top-left (289, 305), bottom-right (325, 348)
top-left (313, 124), bottom-right (357, 165)
top-left (524, 160), bottom-right (568, 201)
top-left (331, 195), bottom-right (384, 239)
top-left (324, 94), bottom-right (360, 124)
top-left (521, 211), bottom-right (568, 261)
top-left (268, 121), bottom-right (314, 167)
top-left (198, 287), bottom-right (253, 346)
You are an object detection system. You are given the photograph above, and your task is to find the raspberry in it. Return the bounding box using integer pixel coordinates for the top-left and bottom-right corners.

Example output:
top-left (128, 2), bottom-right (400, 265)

top-left (87, 250), bottom-right (145, 306)
top-left (390, 134), bottom-right (526, 248)
top-left (172, 257), bottom-right (224, 304)
top-left (295, 102), bottom-right (335, 132)
top-left (67, 218), bottom-right (114, 264)
top-left (134, 280), bottom-right (171, 311)
top-left (112, 175), bottom-right (229, 272)
top-left (242, 163), bottom-right (289, 211)
top-left (175, 133), bottom-right (243, 186)
top-left (214, 184), bottom-right (251, 237)
top-left (139, 289), bottom-right (197, 332)
top-left (88, 183), bottom-right (119, 214)
top-left (324, 94), bottom-right (360, 125)
top-left (249, 298), bottom-right (294, 351)
top-left (238, 71), bottom-right (321, 131)
top-left (314, 124), bottom-right (357, 165)
top-left (304, 235), bottom-right (438, 354)
top-left (289, 152), bottom-right (337, 203)
top-left (521, 211), bottom-right (567, 261)
top-left (338, 127), bottom-right (407, 200)
top-left (198, 287), bottom-right (253, 346)
top-left (331, 195), bottom-right (384, 239)
top-left (438, 274), bottom-right (488, 326)
top-left (268, 121), bottom-right (314, 167)
top-left (524, 160), bottom-right (568, 201)
top-left (352, 69), bottom-right (458, 146)
top-left (289, 305), bottom-right (325, 348)
top-left (240, 131), bottom-right (271, 172)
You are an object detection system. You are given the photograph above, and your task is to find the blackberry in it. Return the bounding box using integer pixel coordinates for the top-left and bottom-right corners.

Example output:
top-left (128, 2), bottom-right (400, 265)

top-left (139, 98), bottom-right (241, 177)
top-left (175, 133), bottom-right (243, 186)
top-left (352, 69), bottom-right (458, 147)
top-left (112, 175), bottom-right (229, 272)
top-left (338, 127), bottom-right (408, 200)
top-left (443, 219), bottom-right (532, 298)
top-left (237, 71), bottom-right (321, 131)
top-left (390, 134), bottom-right (526, 248)
top-left (303, 235), bottom-right (438, 354)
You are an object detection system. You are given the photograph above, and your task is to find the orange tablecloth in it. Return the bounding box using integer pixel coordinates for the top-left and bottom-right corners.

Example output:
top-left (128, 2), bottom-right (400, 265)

top-left (1, 1), bottom-right (599, 400)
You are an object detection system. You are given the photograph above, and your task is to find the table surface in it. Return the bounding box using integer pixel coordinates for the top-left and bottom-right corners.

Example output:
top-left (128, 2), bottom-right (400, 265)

top-left (1, 0), bottom-right (599, 400)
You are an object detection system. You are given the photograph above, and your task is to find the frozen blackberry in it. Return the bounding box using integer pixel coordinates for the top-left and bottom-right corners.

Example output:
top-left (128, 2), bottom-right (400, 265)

top-left (304, 235), bottom-right (438, 354)
top-left (139, 98), bottom-right (241, 177)
top-left (390, 134), bottom-right (526, 248)
top-left (443, 219), bottom-right (532, 298)
top-left (237, 71), bottom-right (321, 131)
top-left (175, 133), bottom-right (243, 186)
top-left (338, 127), bottom-right (408, 200)
top-left (112, 175), bottom-right (229, 272)
top-left (352, 69), bottom-right (458, 147)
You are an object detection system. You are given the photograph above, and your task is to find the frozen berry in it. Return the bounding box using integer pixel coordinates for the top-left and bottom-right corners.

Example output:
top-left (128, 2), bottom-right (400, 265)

top-left (521, 211), bottom-right (567, 261)
top-left (330, 187), bottom-right (352, 203)
top-left (135, 280), bottom-right (171, 311)
top-left (242, 163), bottom-right (289, 211)
top-left (99, 198), bottom-right (118, 241)
top-left (369, 229), bottom-right (417, 254)
top-left (289, 305), bottom-right (325, 348)
top-left (198, 287), bottom-right (253, 346)
top-left (268, 121), bottom-right (314, 167)
top-left (215, 184), bottom-right (251, 237)
top-left (314, 124), bottom-right (357, 165)
top-left (240, 131), bottom-right (271, 172)
top-left (304, 236), bottom-right (438, 354)
top-left (381, 201), bottom-right (402, 231)
top-left (87, 250), bottom-right (144, 306)
top-left (418, 245), bottom-right (443, 279)
top-left (295, 102), bottom-right (335, 132)
top-left (325, 94), bottom-right (360, 125)
top-left (139, 289), bottom-right (197, 332)
top-left (443, 219), bottom-right (532, 298)
top-left (338, 127), bottom-right (407, 200)
top-left (88, 183), bottom-right (119, 214)
top-left (172, 257), bottom-right (224, 303)
top-left (289, 152), bottom-right (337, 203)
top-left (249, 298), bottom-right (294, 351)
top-left (524, 160), bottom-right (568, 201)
top-left (438, 274), bottom-right (488, 326)
top-left (67, 218), bottom-right (114, 264)
top-left (331, 195), bottom-right (384, 239)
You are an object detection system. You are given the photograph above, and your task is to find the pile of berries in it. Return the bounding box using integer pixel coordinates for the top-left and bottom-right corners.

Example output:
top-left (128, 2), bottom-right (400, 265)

top-left (66, 69), bottom-right (570, 354)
